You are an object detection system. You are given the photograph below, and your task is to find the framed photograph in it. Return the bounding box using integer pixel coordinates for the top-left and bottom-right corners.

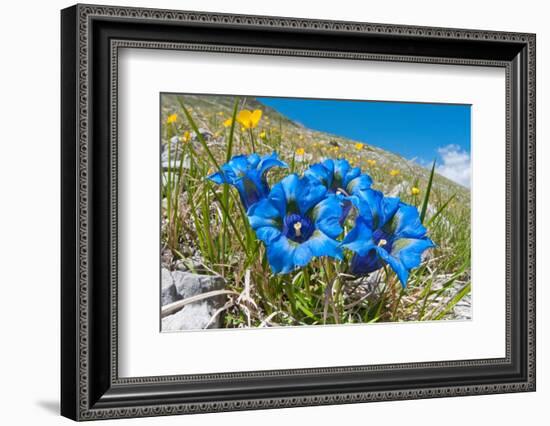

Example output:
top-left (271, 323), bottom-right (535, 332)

top-left (61, 4), bottom-right (536, 421)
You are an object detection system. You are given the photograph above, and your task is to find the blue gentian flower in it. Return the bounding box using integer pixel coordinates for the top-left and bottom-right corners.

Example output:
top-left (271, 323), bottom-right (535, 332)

top-left (207, 153), bottom-right (287, 209)
top-left (304, 158), bottom-right (372, 222)
top-left (342, 188), bottom-right (434, 287)
top-left (304, 158), bottom-right (372, 195)
top-left (247, 174), bottom-right (344, 274)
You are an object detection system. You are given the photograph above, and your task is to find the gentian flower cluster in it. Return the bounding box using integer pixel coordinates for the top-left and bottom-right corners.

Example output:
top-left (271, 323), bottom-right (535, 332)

top-left (208, 152), bottom-right (434, 287)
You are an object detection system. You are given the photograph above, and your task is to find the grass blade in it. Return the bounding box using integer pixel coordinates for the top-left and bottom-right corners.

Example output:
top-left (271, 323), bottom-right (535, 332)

top-left (426, 194), bottom-right (456, 227)
top-left (420, 159), bottom-right (436, 223)
top-left (221, 99), bottom-right (240, 270)
top-left (209, 188), bottom-right (248, 253)
top-left (226, 99), bottom-right (239, 162)
top-left (432, 282), bottom-right (471, 321)
top-left (177, 97), bottom-right (221, 171)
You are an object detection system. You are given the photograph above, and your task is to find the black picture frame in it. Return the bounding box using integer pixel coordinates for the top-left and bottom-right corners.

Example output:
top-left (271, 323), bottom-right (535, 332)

top-left (61, 4), bottom-right (536, 421)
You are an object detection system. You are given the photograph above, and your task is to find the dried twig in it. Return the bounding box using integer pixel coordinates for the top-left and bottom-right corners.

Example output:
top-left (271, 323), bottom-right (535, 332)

top-left (204, 299), bottom-right (236, 329)
top-left (259, 311), bottom-right (281, 327)
top-left (161, 289), bottom-right (239, 318)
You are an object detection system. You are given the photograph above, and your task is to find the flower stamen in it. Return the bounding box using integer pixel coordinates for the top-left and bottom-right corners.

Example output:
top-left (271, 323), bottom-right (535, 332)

top-left (378, 239), bottom-right (387, 247)
top-left (294, 221), bottom-right (302, 237)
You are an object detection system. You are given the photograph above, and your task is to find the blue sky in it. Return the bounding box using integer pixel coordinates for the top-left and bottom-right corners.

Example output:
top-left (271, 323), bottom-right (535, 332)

top-left (257, 97), bottom-right (472, 187)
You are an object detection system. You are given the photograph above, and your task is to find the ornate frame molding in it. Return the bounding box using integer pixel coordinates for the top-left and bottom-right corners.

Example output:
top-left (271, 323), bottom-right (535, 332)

top-left (61, 4), bottom-right (536, 421)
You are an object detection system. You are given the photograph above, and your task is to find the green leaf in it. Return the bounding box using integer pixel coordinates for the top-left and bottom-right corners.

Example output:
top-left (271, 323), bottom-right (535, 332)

top-left (420, 159), bottom-right (436, 224)
top-left (290, 150), bottom-right (296, 174)
top-left (294, 293), bottom-right (318, 321)
top-left (226, 98), bottom-right (239, 162)
top-left (426, 194), bottom-right (456, 227)
top-left (418, 278), bottom-right (434, 320)
top-left (433, 282), bottom-right (471, 321)
top-left (221, 98), bottom-right (240, 267)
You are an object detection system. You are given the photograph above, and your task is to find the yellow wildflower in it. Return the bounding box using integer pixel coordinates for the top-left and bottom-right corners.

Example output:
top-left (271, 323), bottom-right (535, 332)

top-left (217, 111), bottom-right (224, 116)
top-left (166, 113), bottom-right (177, 124)
top-left (223, 118), bottom-right (233, 128)
top-left (295, 148), bottom-right (305, 156)
top-left (390, 169), bottom-right (400, 177)
top-left (179, 130), bottom-right (191, 143)
top-left (355, 143), bottom-right (364, 150)
top-left (259, 130), bottom-right (267, 139)
top-left (237, 109), bottom-right (262, 129)
top-left (367, 159), bottom-right (376, 167)
top-left (411, 187), bottom-right (420, 196)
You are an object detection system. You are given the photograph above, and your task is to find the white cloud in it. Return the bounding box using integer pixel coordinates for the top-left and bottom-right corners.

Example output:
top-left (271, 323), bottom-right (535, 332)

top-left (436, 144), bottom-right (471, 188)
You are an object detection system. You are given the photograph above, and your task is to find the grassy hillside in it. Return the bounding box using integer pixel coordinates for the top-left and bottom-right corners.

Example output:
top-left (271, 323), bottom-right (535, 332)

top-left (162, 94), bottom-right (468, 200)
top-left (160, 93), bottom-right (471, 327)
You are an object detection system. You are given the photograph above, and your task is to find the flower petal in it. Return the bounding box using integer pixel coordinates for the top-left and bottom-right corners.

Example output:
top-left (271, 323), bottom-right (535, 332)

top-left (265, 235), bottom-right (298, 274)
top-left (292, 243), bottom-right (314, 268)
top-left (258, 152), bottom-right (288, 178)
top-left (255, 226), bottom-right (282, 245)
top-left (207, 171), bottom-right (228, 185)
top-left (250, 109), bottom-right (263, 127)
top-left (268, 174), bottom-right (297, 217)
top-left (332, 158), bottom-right (352, 184)
top-left (382, 197), bottom-right (401, 223)
top-left (247, 199), bottom-right (281, 229)
top-left (239, 178), bottom-right (264, 209)
top-left (346, 173), bottom-right (373, 195)
top-left (236, 110), bottom-right (252, 128)
top-left (320, 159), bottom-right (336, 177)
top-left (348, 188), bottom-right (400, 230)
top-left (294, 230), bottom-right (343, 267)
top-left (340, 199), bottom-right (353, 224)
top-left (342, 166), bottom-right (361, 187)
top-left (270, 174), bottom-right (327, 216)
top-left (305, 230), bottom-right (344, 260)
top-left (350, 250), bottom-right (382, 275)
top-left (309, 194), bottom-right (344, 238)
top-left (375, 246), bottom-right (410, 287)
top-left (304, 162), bottom-right (333, 188)
top-left (341, 215), bottom-right (376, 256)
top-left (384, 203), bottom-right (427, 239)
top-left (246, 153), bottom-right (261, 168)
top-left (390, 237), bottom-right (435, 270)
top-left (225, 154), bottom-right (249, 174)
top-left (298, 177), bottom-right (327, 214)
top-left (347, 188), bottom-right (384, 229)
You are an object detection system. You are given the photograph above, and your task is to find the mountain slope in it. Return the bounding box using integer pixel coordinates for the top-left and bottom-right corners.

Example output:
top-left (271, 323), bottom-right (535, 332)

top-left (162, 93), bottom-right (469, 207)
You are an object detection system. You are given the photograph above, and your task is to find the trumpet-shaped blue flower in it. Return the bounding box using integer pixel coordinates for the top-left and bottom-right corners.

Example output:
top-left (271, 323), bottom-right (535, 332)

top-left (207, 152), bottom-right (287, 210)
top-left (248, 174), bottom-right (344, 274)
top-left (304, 158), bottom-right (372, 196)
top-left (342, 189), bottom-right (434, 287)
top-left (304, 158), bottom-right (372, 222)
